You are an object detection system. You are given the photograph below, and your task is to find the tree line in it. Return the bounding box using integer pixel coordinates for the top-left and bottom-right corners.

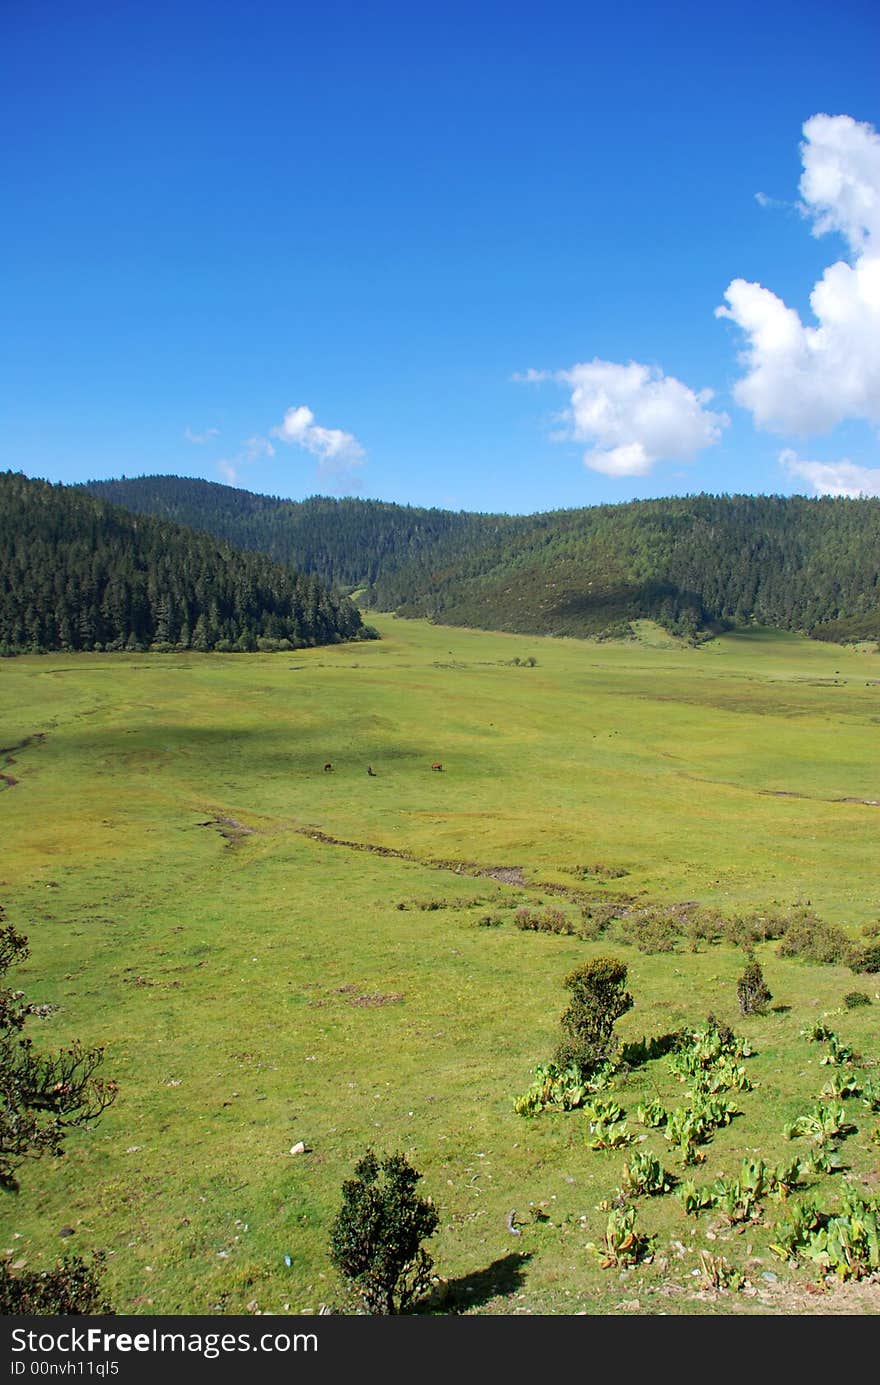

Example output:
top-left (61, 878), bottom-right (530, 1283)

top-left (0, 472), bottom-right (375, 654)
top-left (82, 477), bottom-right (880, 643)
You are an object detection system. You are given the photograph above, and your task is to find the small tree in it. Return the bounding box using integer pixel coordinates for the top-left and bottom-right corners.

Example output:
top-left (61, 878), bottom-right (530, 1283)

top-left (1, 914), bottom-right (116, 1312)
top-left (1, 917), bottom-right (117, 1190)
top-left (555, 955), bottom-right (633, 1077)
top-left (329, 1150), bottom-right (439, 1314)
top-left (736, 958), bottom-right (772, 1015)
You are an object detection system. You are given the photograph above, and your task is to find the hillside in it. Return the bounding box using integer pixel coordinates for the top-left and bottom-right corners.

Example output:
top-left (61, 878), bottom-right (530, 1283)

top-left (83, 474), bottom-right (518, 593)
top-left (371, 493), bottom-right (880, 642)
top-left (83, 477), bottom-right (880, 643)
top-left (0, 471), bottom-right (373, 654)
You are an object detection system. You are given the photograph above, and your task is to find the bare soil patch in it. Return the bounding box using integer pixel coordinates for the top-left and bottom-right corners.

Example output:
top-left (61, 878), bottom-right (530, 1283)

top-left (198, 816), bottom-right (259, 844)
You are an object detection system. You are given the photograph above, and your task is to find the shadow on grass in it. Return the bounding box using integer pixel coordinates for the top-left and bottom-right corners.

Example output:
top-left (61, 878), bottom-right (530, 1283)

top-left (424, 1252), bottom-right (532, 1314)
top-left (620, 1031), bottom-right (683, 1068)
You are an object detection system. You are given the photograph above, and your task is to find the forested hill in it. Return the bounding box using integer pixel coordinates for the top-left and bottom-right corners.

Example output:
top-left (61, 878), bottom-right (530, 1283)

top-left (369, 493), bottom-right (880, 642)
top-left (0, 472), bottom-right (372, 654)
top-left (81, 476), bottom-right (880, 644)
top-left (83, 475), bottom-right (517, 592)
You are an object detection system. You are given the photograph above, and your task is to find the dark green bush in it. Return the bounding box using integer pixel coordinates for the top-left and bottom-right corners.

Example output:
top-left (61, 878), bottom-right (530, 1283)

top-left (737, 959), bottom-right (773, 1015)
top-left (329, 1150), bottom-right (439, 1314)
top-left (0, 1254), bottom-right (110, 1314)
top-left (555, 956), bottom-right (634, 1076)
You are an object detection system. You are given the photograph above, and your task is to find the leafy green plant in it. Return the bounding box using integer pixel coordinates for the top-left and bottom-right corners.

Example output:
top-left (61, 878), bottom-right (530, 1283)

top-left (587, 1117), bottom-right (634, 1150)
top-left (800, 1020), bottom-right (834, 1043)
top-left (697, 1249), bottom-right (745, 1291)
top-left (805, 1146), bottom-right (845, 1175)
top-left (819, 1034), bottom-right (858, 1067)
top-left (667, 1020), bottom-right (752, 1089)
top-left (587, 1204), bottom-right (653, 1268)
top-left (513, 1060), bottom-right (613, 1117)
top-left (664, 1108), bottom-right (709, 1165)
top-left (711, 1159), bottom-right (770, 1225)
top-left (678, 1179), bottom-right (716, 1215)
top-left (619, 1151), bottom-right (674, 1197)
top-left (690, 1092), bottom-right (738, 1128)
top-left (635, 1099), bottom-right (668, 1128)
top-left (771, 1187), bottom-right (880, 1281)
top-left (818, 1070), bottom-right (861, 1100)
top-left (329, 1150), bottom-right (439, 1314)
top-left (583, 1096), bottom-right (623, 1125)
top-left (770, 1198), bottom-right (823, 1262)
top-left (859, 1078), bottom-right (880, 1113)
top-left (768, 1156), bottom-right (808, 1198)
top-left (784, 1103), bottom-right (850, 1144)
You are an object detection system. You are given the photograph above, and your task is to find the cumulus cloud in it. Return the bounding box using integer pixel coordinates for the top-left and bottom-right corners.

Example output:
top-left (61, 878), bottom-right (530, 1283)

top-left (717, 114), bottom-right (880, 435)
top-left (217, 460), bottom-right (239, 485)
top-left (272, 404), bottom-right (365, 475)
top-left (520, 359), bottom-right (727, 477)
top-left (780, 448), bottom-right (880, 498)
top-left (184, 426), bottom-right (220, 445)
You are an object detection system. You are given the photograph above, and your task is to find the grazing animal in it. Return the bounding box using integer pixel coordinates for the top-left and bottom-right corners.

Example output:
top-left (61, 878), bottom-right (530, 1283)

top-left (431, 762), bottom-right (443, 772)
top-left (367, 765), bottom-right (377, 776)
top-left (323, 762), bottom-right (333, 772)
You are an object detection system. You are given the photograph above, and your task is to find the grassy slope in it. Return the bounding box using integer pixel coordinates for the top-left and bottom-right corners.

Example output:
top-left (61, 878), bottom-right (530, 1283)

top-left (1, 617), bottom-right (879, 1314)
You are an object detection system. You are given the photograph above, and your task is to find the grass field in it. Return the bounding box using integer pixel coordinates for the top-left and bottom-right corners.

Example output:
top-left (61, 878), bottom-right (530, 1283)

top-left (2, 615), bottom-right (879, 1315)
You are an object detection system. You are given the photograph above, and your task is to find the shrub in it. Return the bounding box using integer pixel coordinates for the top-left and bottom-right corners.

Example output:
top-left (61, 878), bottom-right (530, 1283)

top-left (736, 959), bottom-right (772, 1015)
top-left (844, 990), bottom-right (871, 1009)
top-left (610, 907), bottom-right (682, 954)
top-left (1, 919), bottom-right (117, 1190)
top-left (515, 906), bottom-right (579, 936)
top-left (329, 1150), bottom-right (439, 1314)
top-left (555, 956), bottom-right (633, 1077)
top-left (847, 942), bottom-right (880, 974)
top-left (776, 917), bottom-right (850, 965)
top-left (0, 1254), bottom-right (110, 1314)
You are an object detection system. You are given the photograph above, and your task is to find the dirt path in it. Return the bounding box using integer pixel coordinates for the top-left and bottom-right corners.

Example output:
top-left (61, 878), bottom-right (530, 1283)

top-left (0, 732), bottom-right (47, 790)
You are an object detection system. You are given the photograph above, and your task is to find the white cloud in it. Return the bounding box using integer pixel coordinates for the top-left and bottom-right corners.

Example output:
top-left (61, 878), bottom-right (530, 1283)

top-left (217, 460), bottom-right (239, 485)
top-left (521, 358), bottom-right (727, 477)
top-left (717, 114), bottom-right (880, 435)
top-left (244, 435), bottom-right (275, 460)
top-left (184, 426), bottom-right (220, 445)
top-left (780, 448), bottom-right (880, 498)
top-left (510, 368), bottom-right (549, 384)
top-left (798, 113), bottom-right (880, 252)
top-left (272, 404), bottom-right (365, 474)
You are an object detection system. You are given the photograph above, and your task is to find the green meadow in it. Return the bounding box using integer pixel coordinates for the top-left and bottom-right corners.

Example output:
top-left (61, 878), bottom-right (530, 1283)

top-left (2, 614), bottom-right (879, 1315)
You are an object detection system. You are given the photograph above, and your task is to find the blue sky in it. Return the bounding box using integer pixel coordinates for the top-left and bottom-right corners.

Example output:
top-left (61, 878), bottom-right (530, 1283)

top-left (3, 0), bottom-right (878, 514)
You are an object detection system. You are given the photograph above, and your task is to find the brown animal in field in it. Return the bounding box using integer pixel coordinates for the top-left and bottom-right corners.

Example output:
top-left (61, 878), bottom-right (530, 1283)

top-left (323, 762), bottom-right (333, 772)
top-left (367, 765), bottom-right (377, 776)
top-left (431, 762), bottom-right (443, 772)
